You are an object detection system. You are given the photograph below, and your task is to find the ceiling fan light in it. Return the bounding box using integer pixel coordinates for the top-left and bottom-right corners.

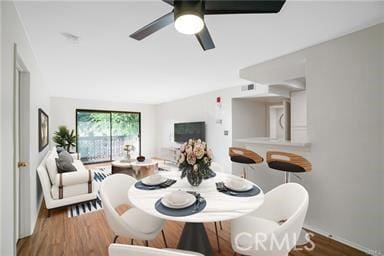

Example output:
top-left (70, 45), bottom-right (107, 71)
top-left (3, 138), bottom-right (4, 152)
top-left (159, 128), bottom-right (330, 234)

top-left (175, 14), bottom-right (204, 35)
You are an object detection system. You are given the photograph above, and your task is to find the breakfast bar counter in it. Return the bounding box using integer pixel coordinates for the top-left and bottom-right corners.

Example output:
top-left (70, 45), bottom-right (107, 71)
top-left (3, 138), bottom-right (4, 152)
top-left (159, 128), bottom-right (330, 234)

top-left (235, 137), bottom-right (311, 150)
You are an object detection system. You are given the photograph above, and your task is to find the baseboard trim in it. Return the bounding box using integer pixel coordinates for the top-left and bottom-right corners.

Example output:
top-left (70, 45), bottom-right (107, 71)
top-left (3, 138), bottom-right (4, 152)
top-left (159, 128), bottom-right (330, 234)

top-left (304, 224), bottom-right (383, 256)
top-left (28, 195), bottom-right (43, 237)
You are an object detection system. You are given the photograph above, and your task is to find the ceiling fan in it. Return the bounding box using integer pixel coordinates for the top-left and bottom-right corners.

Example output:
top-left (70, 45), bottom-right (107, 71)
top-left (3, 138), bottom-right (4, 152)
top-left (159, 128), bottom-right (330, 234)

top-left (130, 0), bottom-right (286, 51)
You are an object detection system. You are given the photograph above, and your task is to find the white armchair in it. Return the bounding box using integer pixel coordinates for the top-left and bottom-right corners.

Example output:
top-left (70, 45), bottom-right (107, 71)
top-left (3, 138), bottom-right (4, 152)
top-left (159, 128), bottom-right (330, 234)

top-left (108, 244), bottom-right (203, 256)
top-left (231, 183), bottom-right (309, 256)
top-left (100, 174), bottom-right (166, 246)
top-left (37, 149), bottom-right (97, 216)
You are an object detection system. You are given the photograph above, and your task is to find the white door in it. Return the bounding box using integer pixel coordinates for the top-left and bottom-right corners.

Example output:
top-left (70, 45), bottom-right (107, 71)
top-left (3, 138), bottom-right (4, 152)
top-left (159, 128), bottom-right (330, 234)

top-left (15, 64), bottom-right (21, 241)
top-left (14, 48), bottom-right (30, 242)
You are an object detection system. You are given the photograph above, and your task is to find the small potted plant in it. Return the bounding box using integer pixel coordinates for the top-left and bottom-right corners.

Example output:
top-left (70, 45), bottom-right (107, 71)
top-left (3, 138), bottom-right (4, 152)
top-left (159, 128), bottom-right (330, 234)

top-left (53, 126), bottom-right (76, 152)
top-left (177, 139), bottom-right (214, 187)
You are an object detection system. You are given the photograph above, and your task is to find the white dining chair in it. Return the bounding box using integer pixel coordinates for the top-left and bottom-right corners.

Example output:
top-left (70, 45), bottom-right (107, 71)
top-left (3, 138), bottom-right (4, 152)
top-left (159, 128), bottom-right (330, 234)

top-left (100, 173), bottom-right (167, 246)
top-left (108, 244), bottom-right (204, 256)
top-left (209, 161), bottom-right (225, 251)
top-left (231, 183), bottom-right (309, 256)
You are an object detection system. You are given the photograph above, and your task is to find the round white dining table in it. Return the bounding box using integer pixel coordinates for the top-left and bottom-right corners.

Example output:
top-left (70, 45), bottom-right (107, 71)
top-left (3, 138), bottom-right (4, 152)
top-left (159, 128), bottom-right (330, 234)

top-left (128, 171), bottom-right (264, 255)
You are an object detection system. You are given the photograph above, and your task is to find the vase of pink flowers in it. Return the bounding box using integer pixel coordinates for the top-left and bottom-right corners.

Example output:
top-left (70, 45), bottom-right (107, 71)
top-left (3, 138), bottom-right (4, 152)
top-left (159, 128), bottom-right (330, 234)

top-left (177, 139), bottom-right (214, 187)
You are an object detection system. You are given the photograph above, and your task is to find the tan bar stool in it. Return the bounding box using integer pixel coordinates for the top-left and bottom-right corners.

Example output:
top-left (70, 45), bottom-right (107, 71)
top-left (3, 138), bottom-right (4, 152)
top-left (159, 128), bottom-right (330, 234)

top-left (266, 151), bottom-right (312, 183)
top-left (229, 147), bottom-right (264, 179)
top-left (266, 151), bottom-right (312, 245)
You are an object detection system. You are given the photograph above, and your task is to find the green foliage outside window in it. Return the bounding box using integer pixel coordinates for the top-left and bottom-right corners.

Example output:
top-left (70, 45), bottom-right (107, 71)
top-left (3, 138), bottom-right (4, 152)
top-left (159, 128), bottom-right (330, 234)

top-left (77, 112), bottom-right (140, 137)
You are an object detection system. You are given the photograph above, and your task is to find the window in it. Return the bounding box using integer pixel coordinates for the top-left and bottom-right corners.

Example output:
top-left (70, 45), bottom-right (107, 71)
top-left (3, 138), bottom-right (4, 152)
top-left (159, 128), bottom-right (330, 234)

top-left (76, 109), bottom-right (141, 164)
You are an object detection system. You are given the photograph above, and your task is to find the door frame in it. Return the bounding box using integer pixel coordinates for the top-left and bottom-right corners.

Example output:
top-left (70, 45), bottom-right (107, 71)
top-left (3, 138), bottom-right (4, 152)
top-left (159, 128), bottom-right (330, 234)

top-left (75, 109), bottom-right (142, 164)
top-left (13, 44), bottom-right (31, 242)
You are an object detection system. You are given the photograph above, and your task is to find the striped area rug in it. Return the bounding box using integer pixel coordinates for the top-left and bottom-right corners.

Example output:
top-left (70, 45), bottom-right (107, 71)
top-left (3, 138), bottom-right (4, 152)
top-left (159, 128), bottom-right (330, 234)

top-left (67, 166), bottom-right (111, 218)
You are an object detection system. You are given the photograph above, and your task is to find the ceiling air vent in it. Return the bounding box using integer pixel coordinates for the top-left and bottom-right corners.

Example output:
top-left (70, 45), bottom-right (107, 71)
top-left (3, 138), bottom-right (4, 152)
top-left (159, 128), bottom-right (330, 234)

top-left (241, 84), bottom-right (254, 91)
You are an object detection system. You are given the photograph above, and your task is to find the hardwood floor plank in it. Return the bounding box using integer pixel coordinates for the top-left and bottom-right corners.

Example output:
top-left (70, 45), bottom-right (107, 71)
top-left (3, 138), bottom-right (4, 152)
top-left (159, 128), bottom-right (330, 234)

top-left (17, 164), bottom-right (367, 256)
top-left (17, 201), bottom-right (367, 256)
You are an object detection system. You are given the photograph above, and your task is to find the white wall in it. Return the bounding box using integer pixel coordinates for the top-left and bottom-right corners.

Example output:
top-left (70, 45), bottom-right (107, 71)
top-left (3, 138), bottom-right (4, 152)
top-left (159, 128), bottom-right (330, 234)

top-left (157, 23), bottom-right (384, 253)
top-left (50, 97), bottom-right (157, 158)
top-left (1, 2), bottom-right (51, 255)
top-left (155, 84), bottom-right (274, 172)
top-left (155, 87), bottom-right (238, 173)
top-left (304, 23), bottom-right (383, 253)
top-left (0, 2), bottom-right (3, 253)
top-left (381, 24), bottom-right (384, 255)
top-left (232, 99), bottom-right (267, 140)
top-left (291, 90), bottom-right (307, 143)
top-left (237, 24), bottom-right (384, 253)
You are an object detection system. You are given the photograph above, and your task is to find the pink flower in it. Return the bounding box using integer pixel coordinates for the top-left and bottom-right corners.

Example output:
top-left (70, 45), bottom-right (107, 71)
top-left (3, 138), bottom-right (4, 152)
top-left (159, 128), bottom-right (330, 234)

top-left (207, 149), bottom-right (213, 159)
top-left (180, 143), bottom-right (186, 153)
top-left (178, 153), bottom-right (185, 165)
top-left (185, 145), bottom-right (193, 154)
top-left (186, 152), bottom-right (197, 165)
top-left (194, 143), bottom-right (205, 159)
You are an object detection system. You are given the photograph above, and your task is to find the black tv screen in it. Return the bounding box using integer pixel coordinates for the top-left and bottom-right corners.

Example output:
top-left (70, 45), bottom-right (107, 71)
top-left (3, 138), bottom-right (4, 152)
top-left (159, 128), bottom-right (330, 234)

top-left (174, 122), bottom-right (205, 143)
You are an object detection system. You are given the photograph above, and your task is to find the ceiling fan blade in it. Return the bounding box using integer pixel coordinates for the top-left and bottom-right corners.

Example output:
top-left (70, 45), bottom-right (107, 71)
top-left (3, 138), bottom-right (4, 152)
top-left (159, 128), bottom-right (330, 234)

top-left (130, 11), bottom-right (174, 40)
top-left (204, 0), bottom-right (286, 15)
top-left (195, 25), bottom-right (215, 51)
top-left (162, 0), bottom-right (174, 6)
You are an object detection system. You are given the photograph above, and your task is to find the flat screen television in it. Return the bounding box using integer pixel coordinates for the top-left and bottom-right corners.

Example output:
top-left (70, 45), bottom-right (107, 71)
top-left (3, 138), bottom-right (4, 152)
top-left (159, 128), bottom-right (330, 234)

top-left (174, 122), bottom-right (205, 143)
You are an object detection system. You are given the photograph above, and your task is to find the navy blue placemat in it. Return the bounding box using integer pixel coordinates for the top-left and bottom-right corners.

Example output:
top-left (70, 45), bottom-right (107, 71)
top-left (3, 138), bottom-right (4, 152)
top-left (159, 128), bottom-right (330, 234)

top-left (155, 197), bottom-right (206, 217)
top-left (135, 179), bottom-right (176, 190)
top-left (216, 182), bottom-right (261, 197)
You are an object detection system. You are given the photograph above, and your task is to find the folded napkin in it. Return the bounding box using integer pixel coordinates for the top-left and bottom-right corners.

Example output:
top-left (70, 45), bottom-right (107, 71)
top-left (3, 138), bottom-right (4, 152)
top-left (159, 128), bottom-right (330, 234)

top-left (186, 191), bottom-right (200, 197)
top-left (158, 179), bottom-right (177, 188)
top-left (216, 182), bottom-right (228, 192)
top-left (216, 182), bottom-right (261, 197)
top-left (135, 179), bottom-right (177, 190)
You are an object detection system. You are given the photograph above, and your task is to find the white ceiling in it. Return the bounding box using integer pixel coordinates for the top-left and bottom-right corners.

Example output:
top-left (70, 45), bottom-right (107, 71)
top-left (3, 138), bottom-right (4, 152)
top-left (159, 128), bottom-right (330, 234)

top-left (15, 1), bottom-right (384, 104)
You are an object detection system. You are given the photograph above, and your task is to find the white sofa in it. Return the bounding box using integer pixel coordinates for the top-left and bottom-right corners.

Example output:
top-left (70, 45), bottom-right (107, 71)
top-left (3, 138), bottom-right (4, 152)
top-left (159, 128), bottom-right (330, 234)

top-left (37, 149), bottom-right (97, 216)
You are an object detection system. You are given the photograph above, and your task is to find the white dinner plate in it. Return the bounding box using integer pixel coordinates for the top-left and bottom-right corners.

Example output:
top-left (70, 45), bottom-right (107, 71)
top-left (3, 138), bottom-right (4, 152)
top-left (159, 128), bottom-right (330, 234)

top-left (161, 191), bottom-right (196, 209)
top-left (224, 179), bottom-right (253, 192)
top-left (141, 174), bottom-right (167, 186)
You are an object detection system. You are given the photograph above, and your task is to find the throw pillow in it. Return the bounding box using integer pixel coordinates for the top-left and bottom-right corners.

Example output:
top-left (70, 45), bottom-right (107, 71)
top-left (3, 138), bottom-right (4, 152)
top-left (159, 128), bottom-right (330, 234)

top-left (59, 150), bottom-right (73, 163)
top-left (56, 150), bottom-right (77, 173)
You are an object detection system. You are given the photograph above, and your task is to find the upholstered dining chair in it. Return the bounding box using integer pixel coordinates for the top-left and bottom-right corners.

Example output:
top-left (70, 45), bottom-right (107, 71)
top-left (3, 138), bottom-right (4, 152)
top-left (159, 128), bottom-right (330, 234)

top-left (100, 174), bottom-right (167, 247)
top-left (108, 244), bottom-right (203, 256)
top-left (229, 147), bottom-right (264, 179)
top-left (231, 183), bottom-right (309, 256)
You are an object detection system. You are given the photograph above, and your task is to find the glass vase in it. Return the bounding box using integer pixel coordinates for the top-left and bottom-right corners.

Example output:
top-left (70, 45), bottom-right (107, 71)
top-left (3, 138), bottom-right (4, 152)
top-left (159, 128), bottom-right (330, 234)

top-left (186, 172), bottom-right (203, 187)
